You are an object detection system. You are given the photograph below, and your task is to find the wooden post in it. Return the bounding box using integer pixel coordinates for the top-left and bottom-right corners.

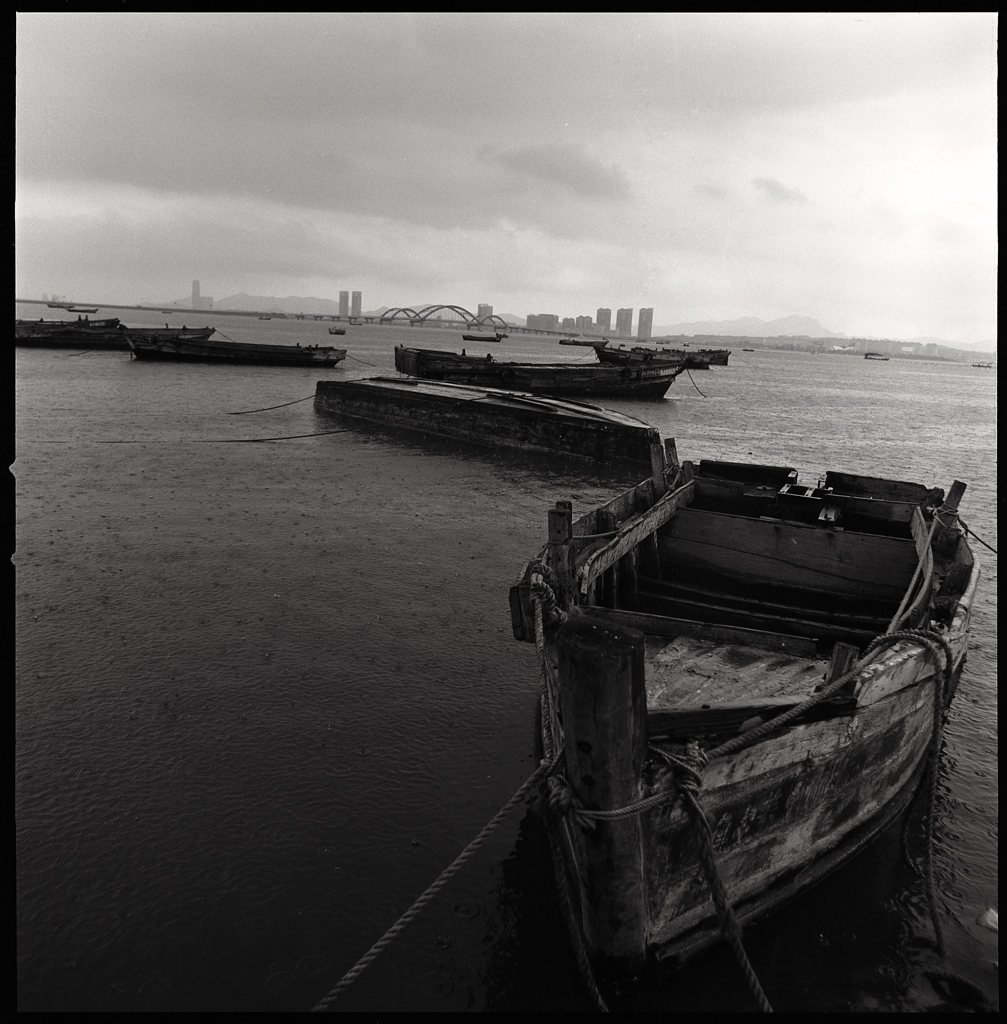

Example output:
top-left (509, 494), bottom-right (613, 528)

top-left (649, 428), bottom-right (667, 498)
top-left (816, 641), bottom-right (860, 694)
top-left (548, 500), bottom-right (575, 609)
top-left (556, 614), bottom-right (649, 975)
top-left (944, 480), bottom-right (967, 511)
top-left (664, 437), bottom-right (679, 474)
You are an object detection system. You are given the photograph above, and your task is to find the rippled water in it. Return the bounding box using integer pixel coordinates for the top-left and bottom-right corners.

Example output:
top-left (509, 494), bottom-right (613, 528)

top-left (15, 303), bottom-right (998, 1011)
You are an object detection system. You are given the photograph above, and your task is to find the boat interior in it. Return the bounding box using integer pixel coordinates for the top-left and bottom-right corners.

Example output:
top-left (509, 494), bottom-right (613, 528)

top-left (515, 454), bottom-right (974, 741)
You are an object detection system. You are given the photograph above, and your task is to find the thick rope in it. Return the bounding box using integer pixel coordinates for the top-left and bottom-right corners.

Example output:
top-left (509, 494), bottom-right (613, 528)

top-left (311, 755), bottom-right (558, 1012)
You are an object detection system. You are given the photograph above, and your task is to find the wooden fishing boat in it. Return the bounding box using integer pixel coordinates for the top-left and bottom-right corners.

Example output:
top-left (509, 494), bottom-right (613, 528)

top-left (461, 331), bottom-right (507, 342)
top-left (15, 316), bottom-right (128, 349)
top-left (394, 346), bottom-right (685, 400)
top-left (596, 345), bottom-right (717, 370)
top-left (865, 352), bottom-right (890, 361)
top-left (68, 306), bottom-right (99, 313)
top-left (510, 446), bottom-right (978, 986)
top-left (329, 326), bottom-right (347, 335)
top-left (125, 329), bottom-right (346, 367)
top-left (314, 376), bottom-right (666, 469)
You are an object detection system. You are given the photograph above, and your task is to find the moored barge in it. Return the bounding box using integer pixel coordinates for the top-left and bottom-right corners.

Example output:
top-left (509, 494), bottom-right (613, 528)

top-left (314, 376), bottom-right (667, 469)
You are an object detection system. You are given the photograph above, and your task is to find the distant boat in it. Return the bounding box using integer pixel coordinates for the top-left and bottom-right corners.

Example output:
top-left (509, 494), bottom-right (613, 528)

top-left (124, 328), bottom-right (347, 367)
top-left (596, 345), bottom-right (728, 369)
top-left (15, 316), bottom-right (127, 349)
top-left (68, 306), bottom-right (98, 313)
top-left (46, 301), bottom-right (74, 309)
top-left (864, 352), bottom-right (890, 361)
top-left (258, 316), bottom-right (272, 320)
top-left (559, 338), bottom-right (608, 348)
top-left (742, 347), bottom-right (755, 352)
top-left (461, 331), bottom-right (507, 342)
top-left (971, 362), bottom-right (993, 369)
top-left (328, 326), bottom-right (347, 335)
top-left (394, 346), bottom-right (686, 399)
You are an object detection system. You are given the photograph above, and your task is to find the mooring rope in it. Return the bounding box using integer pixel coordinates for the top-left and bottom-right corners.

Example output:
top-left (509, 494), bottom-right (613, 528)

top-left (311, 755), bottom-right (558, 1012)
top-left (685, 368), bottom-right (707, 397)
top-left (228, 395), bottom-right (315, 415)
top-left (345, 353), bottom-right (382, 368)
top-left (529, 575), bottom-right (958, 1011)
top-left (195, 429), bottom-right (349, 443)
top-left (957, 517), bottom-right (997, 555)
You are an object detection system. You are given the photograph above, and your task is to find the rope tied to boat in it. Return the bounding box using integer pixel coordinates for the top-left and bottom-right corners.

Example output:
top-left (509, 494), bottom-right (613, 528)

top-left (529, 562), bottom-right (567, 627)
top-left (957, 516), bottom-right (997, 555)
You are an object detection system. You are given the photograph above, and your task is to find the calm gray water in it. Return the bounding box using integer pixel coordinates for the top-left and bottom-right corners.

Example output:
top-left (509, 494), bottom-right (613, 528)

top-left (15, 303), bottom-right (998, 1011)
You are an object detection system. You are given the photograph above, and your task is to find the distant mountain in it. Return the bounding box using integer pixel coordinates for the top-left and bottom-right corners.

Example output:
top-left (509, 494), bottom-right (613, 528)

top-left (652, 315), bottom-right (843, 338)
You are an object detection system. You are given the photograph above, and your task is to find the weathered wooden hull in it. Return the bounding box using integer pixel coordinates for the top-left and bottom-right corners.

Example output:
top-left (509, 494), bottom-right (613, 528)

top-left (126, 331), bottom-right (346, 367)
top-left (15, 318), bottom-right (128, 349)
top-left (596, 346), bottom-right (719, 370)
top-left (512, 450), bottom-right (978, 975)
top-left (395, 346), bottom-right (683, 399)
top-left (314, 376), bottom-right (665, 469)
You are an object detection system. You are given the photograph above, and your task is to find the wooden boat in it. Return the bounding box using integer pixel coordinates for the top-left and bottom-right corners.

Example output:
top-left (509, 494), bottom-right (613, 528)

top-left (394, 346), bottom-right (685, 400)
top-left (560, 338), bottom-right (609, 348)
top-left (596, 345), bottom-right (717, 370)
top-left (510, 446), bottom-right (978, 984)
top-left (314, 377), bottom-right (666, 469)
top-left (971, 362), bottom-right (993, 369)
top-left (15, 316), bottom-right (128, 349)
top-left (328, 326), bottom-right (347, 335)
top-left (125, 329), bottom-right (346, 367)
top-left (68, 306), bottom-right (99, 313)
top-left (742, 348), bottom-right (755, 352)
top-left (865, 352), bottom-right (890, 361)
top-left (461, 331), bottom-right (507, 342)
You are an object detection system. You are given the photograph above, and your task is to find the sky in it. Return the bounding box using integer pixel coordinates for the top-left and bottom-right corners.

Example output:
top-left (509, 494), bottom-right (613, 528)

top-left (15, 12), bottom-right (998, 343)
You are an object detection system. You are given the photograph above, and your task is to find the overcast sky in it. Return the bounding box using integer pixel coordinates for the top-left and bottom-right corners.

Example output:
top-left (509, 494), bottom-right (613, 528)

top-left (16, 13), bottom-right (997, 342)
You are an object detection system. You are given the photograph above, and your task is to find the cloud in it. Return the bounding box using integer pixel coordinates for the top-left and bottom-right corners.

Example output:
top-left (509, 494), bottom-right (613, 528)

top-left (752, 178), bottom-right (808, 204)
top-left (490, 143), bottom-right (631, 202)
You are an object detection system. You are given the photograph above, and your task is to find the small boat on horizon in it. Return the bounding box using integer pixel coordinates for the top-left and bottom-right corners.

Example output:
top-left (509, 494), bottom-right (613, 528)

top-left (68, 306), bottom-right (99, 313)
top-left (124, 328), bottom-right (346, 367)
top-left (865, 352), bottom-right (890, 361)
top-left (394, 346), bottom-right (686, 399)
top-left (328, 326), bottom-right (347, 335)
top-left (461, 331), bottom-right (507, 342)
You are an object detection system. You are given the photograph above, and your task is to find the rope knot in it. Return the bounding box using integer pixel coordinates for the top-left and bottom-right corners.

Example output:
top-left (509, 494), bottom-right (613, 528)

top-left (530, 568), bottom-right (567, 625)
top-left (679, 740), bottom-right (708, 797)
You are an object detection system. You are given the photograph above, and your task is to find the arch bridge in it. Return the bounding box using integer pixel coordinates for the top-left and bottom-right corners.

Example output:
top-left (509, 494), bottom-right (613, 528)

top-left (380, 304), bottom-right (509, 329)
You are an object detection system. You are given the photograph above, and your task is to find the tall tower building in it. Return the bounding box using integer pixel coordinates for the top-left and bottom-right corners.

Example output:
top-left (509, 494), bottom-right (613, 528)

top-left (637, 307), bottom-right (654, 341)
top-left (477, 303), bottom-right (493, 321)
top-left (350, 291), bottom-right (362, 317)
top-left (192, 280), bottom-right (200, 308)
top-left (339, 291), bottom-right (349, 317)
top-left (596, 308), bottom-right (612, 333)
top-left (616, 308), bottom-right (634, 338)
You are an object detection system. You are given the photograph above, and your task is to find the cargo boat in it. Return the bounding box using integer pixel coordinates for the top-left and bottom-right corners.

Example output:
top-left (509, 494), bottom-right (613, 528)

top-left (394, 346), bottom-right (685, 399)
top-left (125, 329), bottom-right (346, 367)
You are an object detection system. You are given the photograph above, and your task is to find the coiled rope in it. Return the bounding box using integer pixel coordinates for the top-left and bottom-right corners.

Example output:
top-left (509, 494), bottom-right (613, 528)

top-left (530, 572), bottom-right (958, 1012)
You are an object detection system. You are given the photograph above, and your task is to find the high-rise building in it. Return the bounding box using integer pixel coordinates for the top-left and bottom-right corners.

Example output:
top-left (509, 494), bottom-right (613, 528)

top-left (561, 317), bottom-right (577, 331)
top-left (192, 280), bottom-right (200, 308)
top-left (526, 313), bottom-right (560, 330)
top-left (637, 307), bottom-right (654, 341)
top-left (576, 315), bottom-right (594, 330)
top-left (616, 308), bottom-right (634, 338)
top-left (477, 303), bottom-right (493, 320)
top-left (351, 291), bottom-right (362, 317)
top-left (596, 308), bottom-right (612, 333)
top-left (339, 291), bottom-right (349, 316)
top-left (191, 279), bottom-right (213, 310)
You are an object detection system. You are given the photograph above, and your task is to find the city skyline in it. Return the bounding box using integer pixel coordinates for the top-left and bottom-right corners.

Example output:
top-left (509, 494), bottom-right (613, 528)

top-left (15, 14), bottom-right (996, 348)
